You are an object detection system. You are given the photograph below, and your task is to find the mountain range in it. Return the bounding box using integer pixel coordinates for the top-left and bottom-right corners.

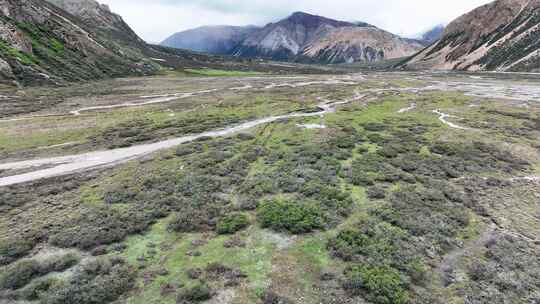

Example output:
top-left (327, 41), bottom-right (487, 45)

top-left (400, 0), bottom-right (540, 72)
top-left (162, 12), bottom-right (427, 64)
top-left (1, 0), bottom-right (539, 86)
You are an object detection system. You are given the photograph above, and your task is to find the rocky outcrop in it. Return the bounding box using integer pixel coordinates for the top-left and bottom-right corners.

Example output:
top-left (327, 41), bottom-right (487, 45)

top-left (0, 19), bottom-right (32, 53)
top-left (46, 0), bottom-right (144, 44)
top-left (401, 0), bottom-right (540, 72)
top-left (232, 12), bottom-right (423, 63)
top-left (161, 25), bottom-right (259, 54)
top-left (0, 57), bottom-right (15, 82)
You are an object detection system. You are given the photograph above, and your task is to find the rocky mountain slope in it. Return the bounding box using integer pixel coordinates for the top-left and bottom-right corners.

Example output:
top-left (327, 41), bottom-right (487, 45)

top-left (162, 12), bottom-right (423, 64)
top-left (299, 26), bottom-right (424, 63)
top-left (161, 25), bottom-right (259, 54)
top-left (401, 0), bottom-right (540, 72)
top-left (233, 12), bottom-right (423, 63)
top-left (0, 0), bottom-right (162, 85)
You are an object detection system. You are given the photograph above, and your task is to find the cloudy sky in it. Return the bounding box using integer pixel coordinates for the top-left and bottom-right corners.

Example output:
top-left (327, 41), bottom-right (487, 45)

top-left (99, 0), bottom-right (493, 43)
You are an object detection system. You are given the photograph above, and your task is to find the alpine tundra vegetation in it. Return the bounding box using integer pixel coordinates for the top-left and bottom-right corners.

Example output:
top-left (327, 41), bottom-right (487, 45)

top-left (0, 0), bottom-right (539, 304)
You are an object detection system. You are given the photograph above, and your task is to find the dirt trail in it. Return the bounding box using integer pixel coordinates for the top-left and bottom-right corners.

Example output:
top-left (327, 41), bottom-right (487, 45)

top-left (70, 89), bottom-right (219, 116)
top-left (0, 76), bottom-right (361, 123)
top-left (398, 103), bottom-right (416, 113)
top-left (433, 109), bottom-right (471, 130)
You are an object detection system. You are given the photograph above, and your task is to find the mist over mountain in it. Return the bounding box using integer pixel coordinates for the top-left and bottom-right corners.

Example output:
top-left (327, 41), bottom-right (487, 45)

top-left (161, 25), bottom-right (260, 55)
top-left (420, 24), bottom-right (445, 44)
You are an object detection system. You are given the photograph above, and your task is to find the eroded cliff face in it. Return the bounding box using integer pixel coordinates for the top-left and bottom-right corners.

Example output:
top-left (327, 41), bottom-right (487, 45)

top-left (403, 0), bottom-right (540, 72)
top-left (0, 0), bottom-right (158, 85)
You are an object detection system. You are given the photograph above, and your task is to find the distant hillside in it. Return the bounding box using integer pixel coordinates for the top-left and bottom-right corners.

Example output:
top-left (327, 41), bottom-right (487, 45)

top-left (161, 25), bottom-right (259, 54)
top-left (401, 0), bottom-right (540, 72)
top-left (0, 0), bottom-right (162, 85)
top-left (298, 26), bottom-right (424, 64)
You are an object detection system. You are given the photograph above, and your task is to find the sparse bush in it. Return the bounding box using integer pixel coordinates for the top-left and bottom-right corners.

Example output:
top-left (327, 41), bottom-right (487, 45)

top-left (0, 253), bottom-right (79, 290)
top-left (168, 207), bottom-right (215, 233)
top-left (16, 277), bottom-right (59, 301)
top-left (0, 238), bottom-right (34, 265)
top-left (103, 184), bottom-right (137, 204)
top-left (175, 144), bottom-right (203, 157)
top-left (186, 268), bottom-right (203, 280)
top-left (0, 259), bottom-right (41, 290)
top-left (216, 213), bottom-right (250, 234)
top-left (41, 257), bottom-right (135, 304)
top-left (40, 253), bottom-right (80, 274)
top-left (261, 291), bottom-right (294, 304)
top-left (257, 199), bottom-right (324, 234)
top-left (367, 186), bottom-right (386, 199)
top-left (176, 281), bottom-right (212, 303)
top-left (343, 265), bottom-right (408, 304)
top-left (363, 122), bottom-right (387, 132)
top-left (49, 205), bottom-right (153, 250)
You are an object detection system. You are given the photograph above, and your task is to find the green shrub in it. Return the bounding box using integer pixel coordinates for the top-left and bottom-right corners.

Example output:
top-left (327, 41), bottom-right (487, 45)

top-left (41, 253), bottom-right (80, 273)
top-left (216, 213), bottom-right (250, 234)
top-left (344, 265), bottom-right (408, 304)
top-left (176, 281), bottom-right (212, 303)
top-left (103, 184), bottom-right (137, 204)
top-left (40, 257), bottom-right (136, 304)
top-left (257, 199), bottom-right (323, 234)
top-left (16, 277), bottom-right (60, 301)
top-left (0, 238), bottom-right (34, 265)
top-left (0, 40), bottom-right (38, 65)
top-left (367, 186), bottom-right (386, 199)
top-left (49, 205), bottom-right (151, 250)
top-left (0, 259), bottom-right (41, 290)
top-left (168, 207), bottom-right (216, 233)
top-left (0, 253), bottom-right (80, 290)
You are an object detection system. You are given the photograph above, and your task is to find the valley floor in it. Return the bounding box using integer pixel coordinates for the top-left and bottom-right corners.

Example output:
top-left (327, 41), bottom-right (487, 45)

top-left (0, 71), bottom-right (539, 304)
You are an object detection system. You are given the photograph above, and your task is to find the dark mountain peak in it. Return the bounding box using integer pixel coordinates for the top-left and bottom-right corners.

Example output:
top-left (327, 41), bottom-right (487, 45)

top-left (282, 11), bottom-right (353, 28)
top-left (290, 11), bottom-right (314, 18)
top-left (353, 21), bottom-right (377, 28)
